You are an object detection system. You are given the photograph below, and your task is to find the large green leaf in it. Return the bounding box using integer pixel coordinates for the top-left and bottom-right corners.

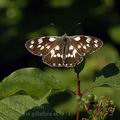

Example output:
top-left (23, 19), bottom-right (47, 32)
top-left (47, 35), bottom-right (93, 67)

top-left (0, 68), bottom-right (62, 99)
top-left (0, 68), bottom-right (76, 120)
top-left (0, 95), bottom-right (65, 120)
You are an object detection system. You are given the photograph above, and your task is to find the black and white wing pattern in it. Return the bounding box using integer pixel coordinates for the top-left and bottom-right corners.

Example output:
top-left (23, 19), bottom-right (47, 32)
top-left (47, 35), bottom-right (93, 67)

top-left (42, 41), bottom-right (84, 67)
top-left (42, 43), bottom-right (64, 67)
top-left (25, 36), bottom-right (61, 56)
top-left (25, 34), bottom-right (103, 68)
top-left (60, 35), bottom-right (103, 67)
top-left (62, 41), bottom-right (84, 67)
top-left (70, 35), bottom-right (103, 56)
top-left (25, 36), bottom-right (65, 67)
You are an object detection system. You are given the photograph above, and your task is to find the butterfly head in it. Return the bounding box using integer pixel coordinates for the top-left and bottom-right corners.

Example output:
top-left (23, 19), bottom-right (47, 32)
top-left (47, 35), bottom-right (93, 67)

top-left (62, 33), bottom-right (69, 42)
top-left (62, 33), bottom-right (68, 38)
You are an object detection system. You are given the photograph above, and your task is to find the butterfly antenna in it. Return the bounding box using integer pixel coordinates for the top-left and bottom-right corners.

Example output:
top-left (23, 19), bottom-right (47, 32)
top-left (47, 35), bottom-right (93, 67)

top-left (67, 22), bottom-right (82, 34)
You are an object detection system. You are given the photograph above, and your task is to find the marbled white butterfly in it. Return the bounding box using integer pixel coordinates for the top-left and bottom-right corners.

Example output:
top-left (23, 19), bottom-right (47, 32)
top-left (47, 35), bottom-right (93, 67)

top-left (25, 33), bottom-right (103, 67)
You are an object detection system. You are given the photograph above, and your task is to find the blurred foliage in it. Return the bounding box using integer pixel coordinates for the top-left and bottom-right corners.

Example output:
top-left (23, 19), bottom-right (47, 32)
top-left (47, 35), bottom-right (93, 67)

top-left (108, 25), bottom-right (120, 44)
top-left (49, 0), bottom-right (74, 7)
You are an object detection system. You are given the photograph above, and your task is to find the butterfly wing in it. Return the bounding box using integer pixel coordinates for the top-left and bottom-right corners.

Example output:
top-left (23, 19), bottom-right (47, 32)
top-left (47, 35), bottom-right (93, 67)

top-left (60, 39), bottom-right (84, 67)
top-left (64, 48), bottom-right (84, 67)
top-left (42, 37), bottom-right (84, 68)
top-left (62, 35), bottom-right (103, 67)
top-left (25, 35), bottom-right (103, 68)
top-left (70, 35), bottom-right (103, 55)
top-left (25, 36), bottom-right (61, 56)
top-left (42, 43), bottom-right (64, 67)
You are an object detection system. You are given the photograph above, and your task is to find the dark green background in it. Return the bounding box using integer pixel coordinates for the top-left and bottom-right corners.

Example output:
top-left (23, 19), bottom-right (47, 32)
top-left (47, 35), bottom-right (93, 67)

top-left (0, 0), bottom-right (120, 80)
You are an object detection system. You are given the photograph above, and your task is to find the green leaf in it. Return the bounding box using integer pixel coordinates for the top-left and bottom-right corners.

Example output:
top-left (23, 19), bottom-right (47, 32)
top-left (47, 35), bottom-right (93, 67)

top-left (0, 95), bottom-right (64, 120)
top-left (80, 44), bottom-right (119, 79)
top-left (48, 91), bottom-right (77, 114)
top-left (94, 61), bottom-right (120, 89)
top-left (0, 68), bottom-right (74, 119)
top-left (0, 68), bottom-right (62, 99)
top-left (46, 68), bottom-right (76, 91)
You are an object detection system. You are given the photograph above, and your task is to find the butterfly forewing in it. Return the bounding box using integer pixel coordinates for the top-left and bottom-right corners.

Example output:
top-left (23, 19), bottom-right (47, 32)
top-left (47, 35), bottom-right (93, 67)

top-left (70, 35), bottom-right (103, 55)
top-left (25, 36), bottom-right (61, 56)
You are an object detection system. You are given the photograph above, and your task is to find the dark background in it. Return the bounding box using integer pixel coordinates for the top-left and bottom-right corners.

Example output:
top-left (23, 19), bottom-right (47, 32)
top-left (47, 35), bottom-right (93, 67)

top-left (0, 0), bottom-right (120, 80)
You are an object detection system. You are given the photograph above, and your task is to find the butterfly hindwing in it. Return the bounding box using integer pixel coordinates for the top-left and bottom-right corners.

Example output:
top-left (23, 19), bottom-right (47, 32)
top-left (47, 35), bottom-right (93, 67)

top-left (42, 44), bottom-right (64, 67)
top-left (43, 40), bottom-right (84, 67)
top-left (64, 47), bottom-right (83, 67)
top-left (61, 41), bottom-right (83, 67)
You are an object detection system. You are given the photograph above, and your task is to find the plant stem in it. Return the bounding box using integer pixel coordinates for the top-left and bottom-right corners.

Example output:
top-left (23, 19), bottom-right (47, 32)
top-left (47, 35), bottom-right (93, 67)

top-left (76, 73), bottom-right (81, 120)
top-left (77, 74), bottom-right (81, 96)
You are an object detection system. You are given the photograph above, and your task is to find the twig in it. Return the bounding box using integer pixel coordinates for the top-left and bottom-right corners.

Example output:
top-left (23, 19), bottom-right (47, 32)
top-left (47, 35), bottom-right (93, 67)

top-left (74, 58), bottom-right (85, 120)
top-left (76, 73), bottom-right (81, 120)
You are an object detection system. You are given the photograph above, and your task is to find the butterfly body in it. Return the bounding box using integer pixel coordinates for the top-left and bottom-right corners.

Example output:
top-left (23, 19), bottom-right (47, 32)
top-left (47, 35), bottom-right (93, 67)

top-left (25, 34), bottom-right (103, 67)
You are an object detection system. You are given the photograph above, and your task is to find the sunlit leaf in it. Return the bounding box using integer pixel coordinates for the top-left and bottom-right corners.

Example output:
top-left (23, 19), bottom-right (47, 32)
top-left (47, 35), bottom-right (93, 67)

top-left (0, 95), bottom-right (64, 120)
top-left (0, 68), bottom-right (62, 99)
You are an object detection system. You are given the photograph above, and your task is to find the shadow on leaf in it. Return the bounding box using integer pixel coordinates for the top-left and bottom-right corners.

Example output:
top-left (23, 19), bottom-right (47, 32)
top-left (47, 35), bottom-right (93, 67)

top-left (96, 63), bottom-right (119, 78)
top-left (48, 91), bottom-right (72, 107)
top-left (19, 103), bottom-right (75, 120)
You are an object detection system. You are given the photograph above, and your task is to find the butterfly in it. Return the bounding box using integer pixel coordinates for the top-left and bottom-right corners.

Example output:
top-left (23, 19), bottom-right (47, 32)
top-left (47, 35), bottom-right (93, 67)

top-left (25, 33), bottom-right (103, 67)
